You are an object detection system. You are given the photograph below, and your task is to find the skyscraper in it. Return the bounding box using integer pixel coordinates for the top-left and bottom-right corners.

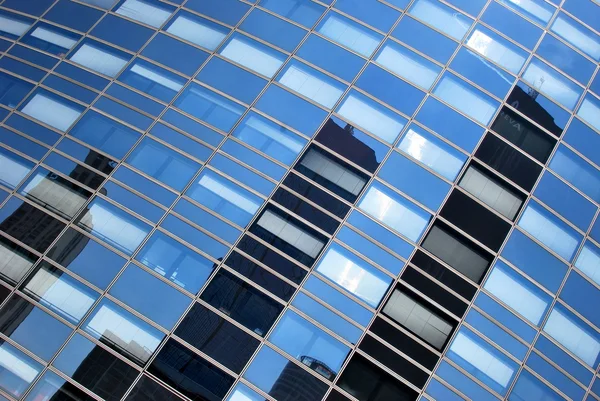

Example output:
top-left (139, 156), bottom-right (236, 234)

top-left (0, 0), bottom-right (599, 400)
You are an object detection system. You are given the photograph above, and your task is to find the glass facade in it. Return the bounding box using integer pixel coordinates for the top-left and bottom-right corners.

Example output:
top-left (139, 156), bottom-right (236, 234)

top-left (0, 0), bottom-right (599, 400)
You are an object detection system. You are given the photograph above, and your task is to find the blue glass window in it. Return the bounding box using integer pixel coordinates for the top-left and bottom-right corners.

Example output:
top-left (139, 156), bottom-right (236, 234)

top-left (433, 73), bottom-right (500, 125)
top-left (114, 0), bottom-right (174, 28)
top-left (336, 90), bottom-right (407, 143)
top-left (240, 9), bottom-right (307, 52)
top-left (136, 231), bottom-right (214, 293)
top-left (76, 197), bottom-right (151, 255)
top-left (484, 261), bottom-right (551, 326)
top-left (198, 57), bottom-right (267, 105)
top-left (436, 361), bottom-right (499, 401)
top-left (509, 370), bottom-right (564, 401)
top-left (375, 40), bottom-right (441, 90)
top-left (0, 147), bottom-right (35, 189)
top-left (475, 293), bottom-right (537, 344)
top-left (69, 111), bottom-right (140, 159)
top-left (537, 34), bottom-right (595, 86)
top-left (316, 12), bottom-right (383, 57)
top-left (522, 58), bottom-right (582, 110)
top-left (150, 123), bottom-right (212, 162)
top-left (482, 1), bottom-right (542, 50)
top-left (232, 112), bottom-right (306, 165)
top-left (563, 117), bottom-right (600, 167)
top-left (409, 0), bottom-right (472, 40)
top-left (0, 11), bottom-right (33, 39)
top-left (358, 182), bottom-right (431, 242)
top-left (560, 272), bottom-right (600, 328)
top-left (22, 263), bottom-right (98, 324)
top-left (82, 298), bottom-right (164, 365)
top-left (578, 93), bottom-right (600, 133)
top-left (550, 144), bottom-right (600, 203)
top-left (277, 59), bottom-right (345, 109)
top-left (118, 59), bottom-right (185, 102)
top-left (161, 214), bottom-right (229, 260)
top-left (551, 12), bottom-right (600, 61)
top-left (21, 22), bottom-right (80, 55)
top-left (379, 152), bottom-right (451, 211)
top-left (518, 200), bottom-right (582, 262)
top-left (259, 0), bottom-right (325, 28)
top-left (186, 170), bottom-right (262, 227)
top-left (544, 304), bottom-right (600, 368)
top-left (296, 34), bottom-right (365, 82)
top-left (392, 16), bottom-right (457, 64)
top-left (174, 198), bottom-right (242, 244)
top-left (127, 137), bottom-right (200, 191)
top-left (90, 14), bottom-right (153, 52)
top-left (185, 0), bottom-right (250, 26)
top-left (575, 241), bottom-right (600, 286)
top-left (0, 341), bottom-right (42, 397)
top-left (466, 24), bottom-right (528, 75)
top-left (218, 33), bottom-right (286, 78)
top-left (315, 244), bottom-right (392, 308)
top-left (447, 327), bottom-right (519, 395)
top-left (221, 139), bottom-right (286, 181)
top-left (334, 0), bottom-right (400, 32)
top-left (269, 311), bottom-right (350, 379)
top-left (165, 10), bottom-right (229, 51)
top-left (466, 309), bottom-right (528, 360)
top-left (68, 39), bottom-right (130, 78)
top-left (397, 124), bottom-right (467, 181)
top-left (174, 83), bottom-right (244, 132)
top-left (44, 0), bottom-right (103, 32)
top-left (110, 265), bottom-right (191, 329)
top-left (141, 33), bottom-right (209, 76)
top-left (20, 89), bottom-right (84, 131)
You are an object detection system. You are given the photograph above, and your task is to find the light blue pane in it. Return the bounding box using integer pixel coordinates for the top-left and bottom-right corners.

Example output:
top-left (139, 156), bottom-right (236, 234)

top-left (127, 137), bottom-right (200, 191)
top-left (575, 241), bottom-right (600, 286)
top-left (186, 170), bottom-right (263, 227)
top-left (222, 139), bottom-right (286, 181)
top-left (336, 89), bottom-right (407, 143)
top-left (161, 214), bottom-right (229, 260)
top-left (174, 83), bottom-right (244, 132)
top-left (77, 197), bottom-right (151, 256)
top-left (416, 97), bottom-right (485, 152)
top-left (110, 265), bottom-right (191, 329)
top-left (101, 180), bottom-right (164, 223)
top-left (113, 166), bottom-right (177, 207)
top-left (379, 152), bottom-right (450, 211)
top-left (522, 58), bottom-right (582, 110)
top-left (465, 309), bottom-right (529, 360)
top-left (550, 144), bottom-right (600, 203)
top-left (526, 353), bottom-right (586, 401)
top-left (269, 311), bottom-right (350, 377)
top-left (475, 293), bottom-right (538, 344)
top-left (409, 0), bottom-right (472, 41)
top-left (392, 15), bottom-right (457, 64)
top-left (535, 335), bottom-right (594, 387)
top-left (497, 0), bottom-right (555, 25)
top-left (501, 230), bottom-right (568, 293)
top-left (118, 59), bottom-right (186, 102)
top-left (433, 72), bottom-right (500, 125)
top-left (226, 383), bottom-right (265, 401)
top-left (136, 231), bottom-right (214, 294)
top-left (174, 199), bottom-right (241, 244)
top-left (436, 360), bottom-right (499, 401)
top-left (375, 39), bottom-right (442, 90)
top-left (259, 0), bottom-right (325, 28)
top-left (209, 153), bottom-right (275, 196)
top-left (315, 244), bottom-right (392, 309)
top-left (551, 12), bottom-right (600, 61)
top-left (518, 200), bottom-right (582, 262)
top-left (534, 172), bottom-right (596, 232)
top-left (336, 226), bottom-right (404, 276)
top-left (161, 109), bottom-right (223, 148)
top-left (0, 147), bottom-right (34, 189)
top-left (0, 342), bottom-right (42, 397)
top-left (232, 111), bottom-right (306, 165)
top-left (544, 304), bottom-right (600, 368)
top-left (346, 210), bottom-right (415, 259)
top-left (358, 182), bottom-right (431, 242)
top-left (578, 92), bottom-right (600, 133)
top-left (303, 274), bottom-right (373, 327)
top-left (447, 327), bottom-right (519, 395)
top-left (257, 84), bottom-right (328, 135)
top-left (445, 0), bottom-right (487, 16)
top-left (484, 261), bottom-right (551, 326)
top-left (466, 24), bottom-right (528, 74)
top-left (450, 47), bottom-right (515, 99)
top-left (150, 123), bottom-right (212, 162)
top-left (316, 11), bottom-right (383, 57)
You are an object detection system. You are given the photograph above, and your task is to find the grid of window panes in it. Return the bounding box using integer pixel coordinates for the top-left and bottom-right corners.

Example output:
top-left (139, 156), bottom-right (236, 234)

top-left (0, 0), bottom-right (599, 400)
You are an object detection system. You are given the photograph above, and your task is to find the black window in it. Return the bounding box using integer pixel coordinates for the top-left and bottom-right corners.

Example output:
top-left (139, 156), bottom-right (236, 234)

top-left (125, 375), bottom-right (185, 401)
top-left (283, 172), bottom-right (350, 219)
top-left (338, 354), bottom-right (418, 401)
top-left (506, 84), bottom-right (563, 136)
top-left (200, 270), bottom-right (283, 336)
top-left (272, 188), bottom-right (340, 234)
top-left (175, 303), bottom-right (260, 373)
top-left (149, 339), bottom-right (234, 401)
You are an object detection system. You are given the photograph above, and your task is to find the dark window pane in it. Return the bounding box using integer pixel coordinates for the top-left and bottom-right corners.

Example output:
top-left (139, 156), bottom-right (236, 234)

top-left (25, 371), bottom-right (96, 401)
top-left (283, 173), bottom-right (350, 219)
top-left (0, 235), bottom-right (38, 285)
top-left (125, 375), bottom-right (185, 401)
top-left (421, 222), bottom-right (493, 283)
top-left (200, 270), bottom-right (283, 337)
top-left (507, 84), bottom-right (565, 136)
top-left (491, 107), bottom-right (556, 163)
top-left (236, 235), bottom-right (307, 284)
top-left (54, 333), bottom-right (139, 401)
top-left (338, 354), bottom-right (418, 401)
top-left (149, 339), bottom-right (234, 401)
top-left (175, 303), bottom-right (260, 373)
top-left (411, 251), bottom-right (477, 300)
top-left (440, 190), bottom-right (511, 252)
top-left (475, 133), bottom-right (542, 192)
top-left (225, 251), bottom-right (296, 301)
top-left (272, 188), bottom-right (340, 234)
top-left (0, 197), bottom-right (65, 253)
